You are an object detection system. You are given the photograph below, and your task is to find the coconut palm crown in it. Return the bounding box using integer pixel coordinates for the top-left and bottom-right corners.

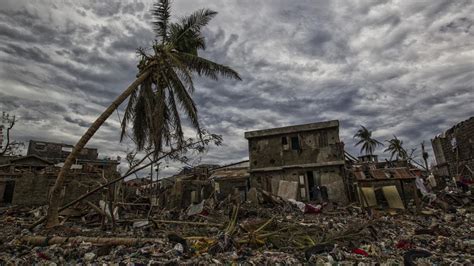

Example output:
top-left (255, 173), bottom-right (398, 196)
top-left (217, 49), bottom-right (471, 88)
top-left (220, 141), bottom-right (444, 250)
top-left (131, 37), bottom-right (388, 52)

top-left (384, 135), bottom-right (408, 161)
top-left (121, 0), bottom-right (241, 155)
top-left (353, 125), bottom-right (383, 155)
top-left (45, 0), bottom-right (240, 227)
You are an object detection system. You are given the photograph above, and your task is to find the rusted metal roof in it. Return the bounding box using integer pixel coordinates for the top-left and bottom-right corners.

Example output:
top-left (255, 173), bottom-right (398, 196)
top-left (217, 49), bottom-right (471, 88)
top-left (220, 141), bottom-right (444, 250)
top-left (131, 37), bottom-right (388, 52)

top-left (353, 167), bottom-right (415, 180)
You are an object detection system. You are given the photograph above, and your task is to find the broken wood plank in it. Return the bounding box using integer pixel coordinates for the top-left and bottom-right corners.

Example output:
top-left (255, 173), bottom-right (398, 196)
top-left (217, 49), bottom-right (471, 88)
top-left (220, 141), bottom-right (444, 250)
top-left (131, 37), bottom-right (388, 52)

top-left (85, 201), bottom-right (107, 217)
top-left (152, 219), bottom-right (223, 228)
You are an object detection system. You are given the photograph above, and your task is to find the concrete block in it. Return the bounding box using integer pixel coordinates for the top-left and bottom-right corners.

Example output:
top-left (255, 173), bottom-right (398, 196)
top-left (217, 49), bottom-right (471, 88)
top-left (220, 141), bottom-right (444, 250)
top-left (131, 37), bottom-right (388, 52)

top-left (271, 178), bottom-right (280, 195)
top-left (247, 187), bottom-right (259, 204)
top-left (277, 180), bottom-right (298, 200)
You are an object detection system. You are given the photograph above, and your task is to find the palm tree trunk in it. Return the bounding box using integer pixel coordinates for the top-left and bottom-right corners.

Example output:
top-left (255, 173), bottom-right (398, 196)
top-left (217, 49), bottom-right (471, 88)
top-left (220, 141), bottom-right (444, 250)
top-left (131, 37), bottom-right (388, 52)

top-left (45, 71), bottom-right (150, 227)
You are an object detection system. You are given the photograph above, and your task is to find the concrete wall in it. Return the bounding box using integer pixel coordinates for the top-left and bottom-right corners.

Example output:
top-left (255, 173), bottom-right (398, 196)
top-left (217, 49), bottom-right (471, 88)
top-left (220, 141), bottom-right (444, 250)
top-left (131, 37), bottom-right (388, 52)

top-left (431, 117), bottom-right (474, 177)
top-left (248, 127), bottom-right (344, 170)
top-left (0, 182), bottom-right (5, 202)
top-left (215, 178), bottom-right (248, 201)
top-left (251, 166), bottom-right (347, 203)
top-left (12, 171), bottom-right (115, 206)
top-left (27, 140), bottom-right (98, 161)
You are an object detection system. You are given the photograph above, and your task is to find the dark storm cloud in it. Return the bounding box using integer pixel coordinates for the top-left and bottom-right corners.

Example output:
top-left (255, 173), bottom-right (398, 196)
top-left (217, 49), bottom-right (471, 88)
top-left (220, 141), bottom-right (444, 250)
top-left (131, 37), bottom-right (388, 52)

top-left (0, 92), bottom-right (67, 122)
top-left (83, 0), bottom-right (123, 17)
top-left (63, 116), bottom-right (90, 128)
top-left (1, 0), bottom-right (473, 176)
top-left (0, 23), bottom-right (37, 42)
top-left (0, 44), bottom-right (51, 63)
top-left (440, 17), bottom-right (473, 33)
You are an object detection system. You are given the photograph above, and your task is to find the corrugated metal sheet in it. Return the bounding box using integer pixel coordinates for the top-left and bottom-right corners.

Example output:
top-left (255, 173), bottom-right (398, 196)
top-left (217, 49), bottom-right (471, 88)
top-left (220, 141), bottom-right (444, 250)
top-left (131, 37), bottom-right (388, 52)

top-left (354, 167), bottom-right (415, 180)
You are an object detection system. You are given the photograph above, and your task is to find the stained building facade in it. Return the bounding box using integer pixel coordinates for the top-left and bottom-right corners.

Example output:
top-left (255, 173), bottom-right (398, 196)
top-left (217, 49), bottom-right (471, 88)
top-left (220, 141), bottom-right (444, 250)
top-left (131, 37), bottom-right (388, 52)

top-left (245, 120), bottom-right (347, 203)
top-left (432, 117), bottom-right (474, 178)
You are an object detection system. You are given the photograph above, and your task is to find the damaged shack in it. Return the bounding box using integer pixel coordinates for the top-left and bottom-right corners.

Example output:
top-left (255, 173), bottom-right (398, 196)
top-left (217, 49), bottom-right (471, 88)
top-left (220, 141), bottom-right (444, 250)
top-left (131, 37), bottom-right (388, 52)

top-left (209, 160), bottom-right (250, 202)
top-left (154, 164), bottom-right (218, 209)
top-left (245, 120), bottom-right (347, 203)
top-left (347, 158), bottom-right (421, 211)
top-left (0, 140), bottom-right (119, 205)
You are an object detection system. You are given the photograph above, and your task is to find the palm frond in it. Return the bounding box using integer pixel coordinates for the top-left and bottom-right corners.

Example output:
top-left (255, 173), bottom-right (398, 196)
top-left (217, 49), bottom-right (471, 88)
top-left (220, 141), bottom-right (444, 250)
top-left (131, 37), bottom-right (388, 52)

top-left (151, 86), bottom-right (169, 152)
top-left (166, 87), bottom-right (184, 147)
top-left (171, 9), bottom-right (217, 44)
top-left (177, 52), bottom-right (241, 80)
top-left (166, 51), bottom-right (195, 91)
top-left (169, 23), bottom-right (205, 54)
top-left (132, 86), bottom-right (150, 150)
top-left (165, 67), bottom-right (201, 132)
top-left (152, 0), bottom-right (171, 42)
top-left (120, 88), bottom-right (139, 141)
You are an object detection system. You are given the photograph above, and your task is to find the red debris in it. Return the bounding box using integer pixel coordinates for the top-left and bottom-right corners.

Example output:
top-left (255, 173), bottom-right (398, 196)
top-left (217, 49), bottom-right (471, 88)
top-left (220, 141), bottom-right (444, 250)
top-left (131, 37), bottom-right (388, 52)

top-left (36, 252), bottom-right (50, 260)
top-left (396, 240), bottom-right (414, 250)
top-left (304, 203), bottom-right (322, 214)
top-left (352, 248), bottom-right (369, 256)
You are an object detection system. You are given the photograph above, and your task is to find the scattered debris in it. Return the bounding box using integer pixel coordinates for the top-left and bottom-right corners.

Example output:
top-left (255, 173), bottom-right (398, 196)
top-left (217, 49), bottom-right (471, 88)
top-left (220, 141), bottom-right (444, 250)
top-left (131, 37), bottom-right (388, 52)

top-left (0, 118), bottom-right (472, 263)
top-left (0, 185), bottom-right (471, 264)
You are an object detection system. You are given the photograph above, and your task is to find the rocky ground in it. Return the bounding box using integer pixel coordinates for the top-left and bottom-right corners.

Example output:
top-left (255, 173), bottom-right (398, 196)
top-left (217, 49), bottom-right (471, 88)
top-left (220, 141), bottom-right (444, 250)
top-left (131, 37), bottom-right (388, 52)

top-left (0, 190), bottom-right (472, 265)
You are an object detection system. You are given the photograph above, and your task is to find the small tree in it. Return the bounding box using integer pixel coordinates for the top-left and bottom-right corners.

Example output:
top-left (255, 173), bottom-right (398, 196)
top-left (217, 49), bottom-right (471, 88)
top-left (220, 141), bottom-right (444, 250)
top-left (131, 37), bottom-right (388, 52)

top-left (0, 112), bottom-right (24, 156)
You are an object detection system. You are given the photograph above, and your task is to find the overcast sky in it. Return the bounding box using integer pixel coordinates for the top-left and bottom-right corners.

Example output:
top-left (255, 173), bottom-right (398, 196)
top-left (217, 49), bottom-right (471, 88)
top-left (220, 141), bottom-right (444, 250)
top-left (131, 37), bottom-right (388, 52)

top-left (1, 0), bottom-right (473, 177)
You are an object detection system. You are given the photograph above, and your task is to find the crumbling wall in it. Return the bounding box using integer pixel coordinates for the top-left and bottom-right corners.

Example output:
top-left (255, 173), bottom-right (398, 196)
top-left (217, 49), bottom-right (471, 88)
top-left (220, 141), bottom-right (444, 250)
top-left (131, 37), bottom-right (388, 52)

top-left (248, 128), bottom-right (343, 170)
top-left (12, 170), bottom-right (113, 206)
top-left (0, 182), bottom-right (6, 202)
top-left (215, 178), bottom-right (247, 200)
top-left (432, 117), bottom-right (474, 177)
top-left (12, 172), bottom-right (49, 205)
top-left (251, 166), bottom-right (347, 203)
top-left (27, 140), bottom-right (98, 161)
top-left (320, 170), bottom-right (347, 203)
top-left (164, 179), bottom-right (214, 209)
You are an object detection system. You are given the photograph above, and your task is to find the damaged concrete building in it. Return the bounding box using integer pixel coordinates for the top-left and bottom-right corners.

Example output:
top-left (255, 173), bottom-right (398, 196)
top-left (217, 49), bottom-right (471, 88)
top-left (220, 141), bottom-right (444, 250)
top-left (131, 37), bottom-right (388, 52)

top-left (431, 117), bottom-right (474, 179)
top-left (209, 160), bottom-right (250, 202)
top-left (154, 164), bottom-right (219, 209)
top-left (245, 120), bottom-right (347, 203)
top-left (0, 140), bottom-right (119, 205)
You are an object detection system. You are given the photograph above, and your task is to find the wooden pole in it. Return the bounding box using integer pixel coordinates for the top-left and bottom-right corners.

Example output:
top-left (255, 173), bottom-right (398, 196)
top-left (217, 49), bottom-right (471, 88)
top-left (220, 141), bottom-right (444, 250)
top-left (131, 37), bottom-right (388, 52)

top-left (85, 201), bottom-right (107, 217)
top-left (421, 141), bottom-right (429, 171)
top-left (21, 236), bottom-right (165, 246)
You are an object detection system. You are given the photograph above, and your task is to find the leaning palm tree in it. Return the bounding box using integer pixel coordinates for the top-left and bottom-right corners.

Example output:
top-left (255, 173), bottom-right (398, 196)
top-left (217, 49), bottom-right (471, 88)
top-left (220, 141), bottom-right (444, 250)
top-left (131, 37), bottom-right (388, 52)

top-left (353, 125), bottom-right (383, 155)
top-left (384, 135), bottom-right (408, 161)
top-left (46, 0), bottom-right (241, 227)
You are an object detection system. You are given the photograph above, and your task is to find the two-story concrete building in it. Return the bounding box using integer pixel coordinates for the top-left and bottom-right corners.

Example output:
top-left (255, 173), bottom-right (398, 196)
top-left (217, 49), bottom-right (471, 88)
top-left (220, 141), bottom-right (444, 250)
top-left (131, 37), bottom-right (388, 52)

top-left (244, 120), bottom-right (347, 203)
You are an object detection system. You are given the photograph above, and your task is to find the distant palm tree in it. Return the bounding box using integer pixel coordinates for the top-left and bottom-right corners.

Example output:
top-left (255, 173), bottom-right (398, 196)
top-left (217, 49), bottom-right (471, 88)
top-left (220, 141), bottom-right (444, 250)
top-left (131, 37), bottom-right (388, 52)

top-left (46, 0), bottom-right (241, 227)
top-left (384, 135), bottom-right (408, 160)
top-left (353, 125), bottom-right (383, 155)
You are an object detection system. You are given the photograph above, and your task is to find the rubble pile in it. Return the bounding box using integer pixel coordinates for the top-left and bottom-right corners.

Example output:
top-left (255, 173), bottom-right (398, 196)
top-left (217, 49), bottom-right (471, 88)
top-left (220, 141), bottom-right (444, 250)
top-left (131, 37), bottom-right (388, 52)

top-left (0, 188), bottom-right (472, 264)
